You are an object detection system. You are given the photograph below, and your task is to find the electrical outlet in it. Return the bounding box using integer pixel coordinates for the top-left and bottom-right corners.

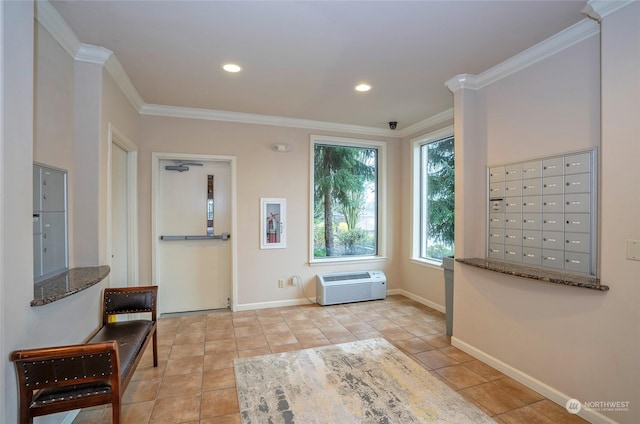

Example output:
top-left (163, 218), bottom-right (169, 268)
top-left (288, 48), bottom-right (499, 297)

top-left (290, 276), bottom-right (298, 286)
top-left (278, 279), bottom-right (285, 288)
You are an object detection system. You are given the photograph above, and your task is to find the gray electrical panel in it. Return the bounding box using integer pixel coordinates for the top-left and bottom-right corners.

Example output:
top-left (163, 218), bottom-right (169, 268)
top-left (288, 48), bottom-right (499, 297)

top-left (33, 164), bottom-right (68, 282)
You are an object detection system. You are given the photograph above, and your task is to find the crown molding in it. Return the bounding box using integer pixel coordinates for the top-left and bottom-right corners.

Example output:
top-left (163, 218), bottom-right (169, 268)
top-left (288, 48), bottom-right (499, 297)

top-left (104, 56), bottom-right (145, 112)
top-left (445, 74), bottom-right (481, 93)
top-left (397, 108), bottom-right (453, 138)
top-left (587, 0), bottom-right (636, 20)
top-left (140, 104), bottom-right (397, 137)
top-left (35, 0), bottom-right (81, 58)
top-left (75, 44), bottom-right (112, 65)
top-left (36, 0), bottom-right (145, 112)
top-left (446, 17), bottom-right (599, 93)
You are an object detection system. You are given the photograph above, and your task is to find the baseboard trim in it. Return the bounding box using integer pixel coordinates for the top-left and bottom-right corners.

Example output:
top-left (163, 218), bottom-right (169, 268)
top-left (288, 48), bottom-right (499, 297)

top-left (388, 289), bottom-right (445, 313)
top-left (235, 298), bottom-right (316, 311)
top-left (235, 289), bottom-right (446, 313)
top-left (451, 337), bottom-right (618, 424)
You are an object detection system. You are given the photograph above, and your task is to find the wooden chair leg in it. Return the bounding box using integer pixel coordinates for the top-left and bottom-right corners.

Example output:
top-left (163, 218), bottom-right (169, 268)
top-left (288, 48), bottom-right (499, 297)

top-left (152, 331), bottom-right (158, 367)
top-left (112, 399), bottom-right (121, 424)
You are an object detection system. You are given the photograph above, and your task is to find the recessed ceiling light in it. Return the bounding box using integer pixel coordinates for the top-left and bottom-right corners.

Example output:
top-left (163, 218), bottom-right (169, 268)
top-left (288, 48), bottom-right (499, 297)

top-left (355, 83), bottom-right (371, 92)
top-left (223, 63), bottom-right (242, 73)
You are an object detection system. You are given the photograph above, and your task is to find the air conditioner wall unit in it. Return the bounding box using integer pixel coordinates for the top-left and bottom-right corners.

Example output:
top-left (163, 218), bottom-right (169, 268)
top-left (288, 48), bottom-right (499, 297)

top-left (316, 270), bottom-right (386, 306)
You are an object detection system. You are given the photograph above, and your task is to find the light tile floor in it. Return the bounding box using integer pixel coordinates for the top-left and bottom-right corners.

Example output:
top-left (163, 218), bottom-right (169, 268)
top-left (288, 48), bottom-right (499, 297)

top-left (72, 295), bottom-right (587, 424)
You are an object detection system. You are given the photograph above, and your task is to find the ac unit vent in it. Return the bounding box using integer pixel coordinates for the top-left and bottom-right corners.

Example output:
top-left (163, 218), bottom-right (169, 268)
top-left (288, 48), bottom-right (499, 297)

top-left (323, 272), bottom-right (371, 282)
top-left (316, 270), bottom-right (386, 306)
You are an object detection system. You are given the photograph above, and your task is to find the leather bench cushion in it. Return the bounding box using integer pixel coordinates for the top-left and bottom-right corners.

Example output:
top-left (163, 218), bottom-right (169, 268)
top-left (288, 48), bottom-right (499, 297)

top-left (32, 382), bottom-right (112, 407)
top-left (89, 320), bottom-right (153, 379)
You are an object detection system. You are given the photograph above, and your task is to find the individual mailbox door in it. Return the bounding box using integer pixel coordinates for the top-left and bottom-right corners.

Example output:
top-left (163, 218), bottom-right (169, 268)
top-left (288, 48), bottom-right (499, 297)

top-left (564, 152), bottom-right (591, 175)
top-left (489, 182), bottom-right (505, 198)
top-left (488, 228), bottom-right (505, 244)
top-left (542, 195), bottom-right (563, 213)
top-left (504, 245), bottom-right (522, 262)
top-left (489, 166), bottom-right (505, 183)
top-left (505, 214), bottom-right (522, 230)
top-left (564, 252), bottom-right (590, 274)
top-left (489, 213), bottom-right (505, 229)
top-left (565, 213), bottom-right (590, 233)
top-left (504, 197), bottom-right (522, 214)
top-left (564, 173), bottom-right (590, 194)
top-left (521, 160), bottom-right (542, 179)
top-left (522, 247), bottom-right (542, 265)
top-left (542, 250), bottom-right (564, 269)
top-left (504, 229), bottom-right (521, 246)
top-left (40, 168), bottom-right (66, 212)
top-left (565, 232), bottom-right (590, 254)
top-left (522, 230), bottom-right (542, 248)
top-left (522, 213), bottom-right (542, 231)
top-left (542, 231), bottom-right (564, 250)
top-left (542, 156), bottom-right (564, 177)
top-left (542, 176), bottom-right (564, 195)
top-left (504, 181), bottom-right (522, 197)
top-left (564, 193), bottom-right (590, 213)
top-left (522, 196), bottom-right (542, 213)
top-left (542, 214), bottom-right (564, 232)
top-left (488, 244), bottom-right (504, 259)
top-left (521, 178), bottom-right (542, 196)
top-left (505, 164), bottom-right (521, 181)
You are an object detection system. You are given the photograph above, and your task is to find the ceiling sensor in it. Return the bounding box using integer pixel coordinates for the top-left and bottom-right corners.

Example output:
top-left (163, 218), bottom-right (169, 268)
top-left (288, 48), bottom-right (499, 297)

top-left (272, 143), bottom-right (292, 152)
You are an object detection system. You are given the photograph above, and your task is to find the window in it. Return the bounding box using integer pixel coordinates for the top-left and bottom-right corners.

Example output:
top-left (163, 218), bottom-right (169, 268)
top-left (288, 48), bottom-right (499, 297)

top-left (417, 131), bottom-right (454, 262)
top-left (311, 136), bottom-right (384, 261)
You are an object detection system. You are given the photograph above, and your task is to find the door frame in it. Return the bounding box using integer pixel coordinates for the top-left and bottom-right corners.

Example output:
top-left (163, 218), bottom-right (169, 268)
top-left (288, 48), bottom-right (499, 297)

top-left (107, 123), bottom-right (138, 287)
top-left (151, 152), bottom-right (238, 312)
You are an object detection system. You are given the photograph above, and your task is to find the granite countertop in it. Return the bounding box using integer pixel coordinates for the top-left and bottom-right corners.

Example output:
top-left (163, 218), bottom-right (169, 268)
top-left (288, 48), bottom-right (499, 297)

top-left (456, 258), bottom-right (608, 291)
top-left (32, 265), bottom-right (111, 306)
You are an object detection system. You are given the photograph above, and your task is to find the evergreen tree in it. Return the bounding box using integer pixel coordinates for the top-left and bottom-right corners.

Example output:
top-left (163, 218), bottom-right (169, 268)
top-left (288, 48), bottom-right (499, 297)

top-left (314, 145), bottom-right (375, 256)
top-left (425, 137), bottom-right (455, 248)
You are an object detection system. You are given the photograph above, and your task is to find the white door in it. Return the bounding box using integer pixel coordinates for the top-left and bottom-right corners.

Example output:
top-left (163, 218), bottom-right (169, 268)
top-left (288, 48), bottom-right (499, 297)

top-left (110, 143), bottom-right (128, 285)
top-left (156, 159), bottom-right (231, 313)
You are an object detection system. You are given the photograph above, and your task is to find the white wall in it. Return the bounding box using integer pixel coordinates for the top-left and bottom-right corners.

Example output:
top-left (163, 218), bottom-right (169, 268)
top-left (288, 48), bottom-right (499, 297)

top-left (599, 3), bottom-right (640, 423)
top-left (399, 119), bottom-right (454, 312)
top-left (136, 117), bottom-right (401, 308)
top-left (1, 10), bottom-right (140, 424)
top-left (34, 23), bottom-right (76, 266)
top-left (1, 4), bottom-right (105, 424)
top-left (451, 8), bottom-right (639, 423)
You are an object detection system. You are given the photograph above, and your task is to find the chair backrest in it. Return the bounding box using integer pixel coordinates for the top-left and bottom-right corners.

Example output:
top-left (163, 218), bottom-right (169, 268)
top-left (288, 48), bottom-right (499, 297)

top-left (11, 341), bottom-right (120, 392)
top-left (103, 286), bottom-right (158, 324)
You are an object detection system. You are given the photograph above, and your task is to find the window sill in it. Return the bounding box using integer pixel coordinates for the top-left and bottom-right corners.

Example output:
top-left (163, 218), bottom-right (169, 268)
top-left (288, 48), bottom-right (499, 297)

top-left (409, 258), bottom-right (444, 270)
top-left (309, 256), bottom-right (388, 266)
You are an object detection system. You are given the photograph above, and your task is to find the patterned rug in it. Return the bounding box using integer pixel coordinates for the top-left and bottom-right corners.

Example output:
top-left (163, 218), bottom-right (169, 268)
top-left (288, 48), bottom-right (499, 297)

top-left (234, 338), bottom-right (495, 423)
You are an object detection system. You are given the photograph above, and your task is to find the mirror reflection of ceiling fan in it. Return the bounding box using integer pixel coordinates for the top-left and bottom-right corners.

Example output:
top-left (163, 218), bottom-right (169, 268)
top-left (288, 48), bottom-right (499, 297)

top-left (164, 160), bottom-right (204, 172)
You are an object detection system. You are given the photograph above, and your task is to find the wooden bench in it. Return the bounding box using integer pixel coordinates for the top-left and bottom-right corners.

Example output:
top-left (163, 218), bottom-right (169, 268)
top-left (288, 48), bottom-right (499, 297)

top-left (11, 286), bottom-right (158, 424)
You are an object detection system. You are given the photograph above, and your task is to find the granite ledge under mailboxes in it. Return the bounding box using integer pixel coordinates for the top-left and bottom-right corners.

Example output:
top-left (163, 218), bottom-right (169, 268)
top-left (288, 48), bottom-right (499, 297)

top-left (32, 265), bottom-right (111, 306)
top-left (456, 258), bottom-right (608, 291)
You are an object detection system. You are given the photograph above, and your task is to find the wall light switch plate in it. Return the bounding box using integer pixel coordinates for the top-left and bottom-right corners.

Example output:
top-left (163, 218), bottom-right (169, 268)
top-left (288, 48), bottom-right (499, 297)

top-left (626, 239), bottom-right (640, 261)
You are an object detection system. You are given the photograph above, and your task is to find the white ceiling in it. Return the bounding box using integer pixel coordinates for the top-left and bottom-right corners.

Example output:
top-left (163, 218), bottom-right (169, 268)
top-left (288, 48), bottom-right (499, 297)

top-left (50, 0), bottom-right (588, 132)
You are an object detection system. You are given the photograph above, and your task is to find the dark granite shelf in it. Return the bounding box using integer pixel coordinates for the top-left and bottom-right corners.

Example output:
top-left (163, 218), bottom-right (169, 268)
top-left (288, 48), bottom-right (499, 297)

top-left (456, 258), bottom-right (608, 291)
top-left (32, 265), bottom-right (111, 306)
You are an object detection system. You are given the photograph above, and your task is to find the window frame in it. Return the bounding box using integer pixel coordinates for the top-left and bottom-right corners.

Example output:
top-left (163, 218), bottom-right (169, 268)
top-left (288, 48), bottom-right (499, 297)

top-left (309, 135), bottom-right (387, 265)
top-left (411, 126), bottom-right (454, 266)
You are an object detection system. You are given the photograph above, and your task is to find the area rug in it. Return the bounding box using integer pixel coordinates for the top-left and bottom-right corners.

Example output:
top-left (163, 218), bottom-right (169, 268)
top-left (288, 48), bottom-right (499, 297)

top-left (234, 338), bottom-right (494, 423)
